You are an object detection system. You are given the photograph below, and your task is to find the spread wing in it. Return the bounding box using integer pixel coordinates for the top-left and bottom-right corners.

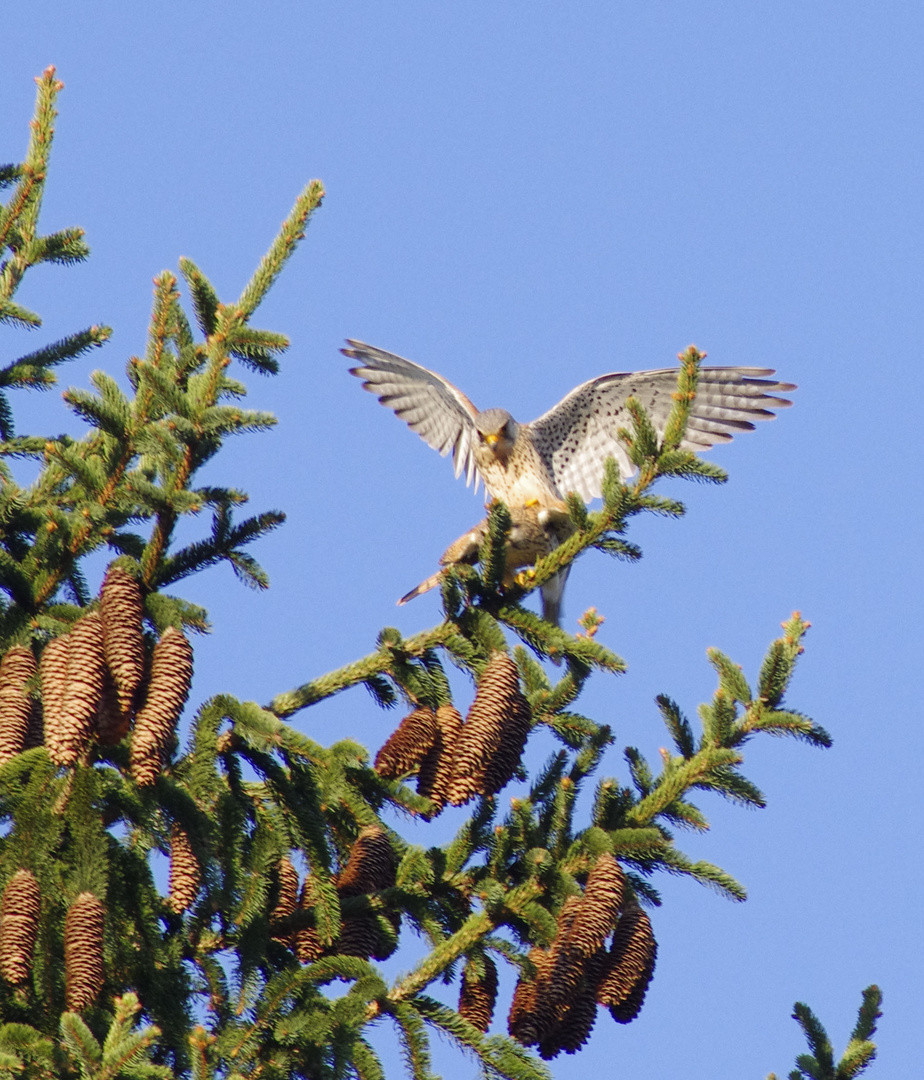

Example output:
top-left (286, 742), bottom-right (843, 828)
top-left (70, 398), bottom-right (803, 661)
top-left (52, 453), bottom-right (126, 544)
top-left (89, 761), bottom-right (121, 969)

top-left (527, 366), bottom-right (795, 501)
top-left (343, 340), bottom-right (482, 487)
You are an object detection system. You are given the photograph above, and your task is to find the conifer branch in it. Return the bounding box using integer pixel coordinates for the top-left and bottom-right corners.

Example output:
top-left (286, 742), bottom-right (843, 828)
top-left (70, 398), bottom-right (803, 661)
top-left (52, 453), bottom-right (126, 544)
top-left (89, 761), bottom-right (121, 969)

top-left (236, 181), bottom-right (325, 317)
top-left (766, 986), bottom-right (881, 1080)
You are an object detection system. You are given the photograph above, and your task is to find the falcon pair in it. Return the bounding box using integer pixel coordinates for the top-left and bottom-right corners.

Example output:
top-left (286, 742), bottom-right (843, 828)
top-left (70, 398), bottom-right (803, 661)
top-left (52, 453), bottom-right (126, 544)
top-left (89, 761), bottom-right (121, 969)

top-left (345, 340), bottom-right (794, 623)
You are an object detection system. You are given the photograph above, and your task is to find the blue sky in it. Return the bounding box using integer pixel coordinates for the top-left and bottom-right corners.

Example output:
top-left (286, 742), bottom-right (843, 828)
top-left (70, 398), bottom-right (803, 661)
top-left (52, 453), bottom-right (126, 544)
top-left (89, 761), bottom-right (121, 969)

top-left (3, 3), bottom-right (922, 1076)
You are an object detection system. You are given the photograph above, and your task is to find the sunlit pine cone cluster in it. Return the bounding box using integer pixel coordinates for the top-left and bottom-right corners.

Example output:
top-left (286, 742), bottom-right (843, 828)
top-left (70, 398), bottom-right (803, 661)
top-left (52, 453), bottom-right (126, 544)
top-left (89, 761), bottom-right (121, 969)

top-left (371, 652), bottom-right (534, 818)
top-left (130, 626), bottom-right (193, 785)
top-left (0, 646), bottom-right (37, 765)
top-left (166, 825), bottom-right (201, 914)
top-left (64, 891), bottom-right (105, 1011)
top-left (458, 954), bottom-right (499, 1032)
top-left (507, 855), bottom-right (657, 1059)
top-left (25, 565), bottom-right (193, 778)
top-left (0, 869), bottom-right (41, 985)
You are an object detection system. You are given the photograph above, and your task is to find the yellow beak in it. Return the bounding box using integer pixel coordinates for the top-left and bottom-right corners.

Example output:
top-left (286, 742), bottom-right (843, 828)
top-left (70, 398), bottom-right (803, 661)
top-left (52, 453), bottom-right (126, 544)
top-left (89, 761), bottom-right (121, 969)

top-left (484, 433), bottom-right (499, 447)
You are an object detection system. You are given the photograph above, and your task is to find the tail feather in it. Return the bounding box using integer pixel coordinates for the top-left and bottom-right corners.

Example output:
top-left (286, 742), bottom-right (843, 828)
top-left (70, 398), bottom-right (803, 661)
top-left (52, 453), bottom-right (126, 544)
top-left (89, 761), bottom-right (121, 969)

top-left (398, 572), bottom-right (443, 606)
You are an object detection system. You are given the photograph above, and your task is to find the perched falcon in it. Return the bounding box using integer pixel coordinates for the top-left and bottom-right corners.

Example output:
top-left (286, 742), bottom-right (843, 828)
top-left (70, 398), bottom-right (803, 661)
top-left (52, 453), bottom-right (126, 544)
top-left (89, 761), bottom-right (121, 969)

top-left (345, 339), bottom-right (794, 620)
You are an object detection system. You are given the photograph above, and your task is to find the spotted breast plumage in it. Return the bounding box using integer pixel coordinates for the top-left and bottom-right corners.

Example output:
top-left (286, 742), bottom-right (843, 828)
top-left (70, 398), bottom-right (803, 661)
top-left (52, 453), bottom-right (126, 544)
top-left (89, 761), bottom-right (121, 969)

top-left (344, 339), bottom-right (795, 622)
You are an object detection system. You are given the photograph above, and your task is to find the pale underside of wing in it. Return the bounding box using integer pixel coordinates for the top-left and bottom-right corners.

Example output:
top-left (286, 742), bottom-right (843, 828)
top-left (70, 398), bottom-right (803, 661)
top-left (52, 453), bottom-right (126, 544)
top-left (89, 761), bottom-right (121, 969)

top-left (528, 366), bottom-right (795, 502)
top-left (343, 340), bottom-right (483, 488)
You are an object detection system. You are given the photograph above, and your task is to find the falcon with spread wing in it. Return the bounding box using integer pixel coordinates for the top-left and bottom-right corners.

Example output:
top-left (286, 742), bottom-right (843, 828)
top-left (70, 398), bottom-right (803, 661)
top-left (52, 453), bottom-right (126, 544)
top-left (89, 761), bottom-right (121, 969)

top-left (344, 339), bottom-right (794, 620)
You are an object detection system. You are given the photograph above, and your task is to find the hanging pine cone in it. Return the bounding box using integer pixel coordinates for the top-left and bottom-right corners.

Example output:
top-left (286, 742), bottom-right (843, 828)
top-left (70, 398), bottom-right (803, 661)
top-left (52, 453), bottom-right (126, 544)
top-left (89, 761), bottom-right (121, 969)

top-left (458, 954), bottom-right (498, 1032)
top-left (508, 948), bottom-right (551, 1046)
top-left (447, 652), bottom-right (524, 805)
top-left (416, 703), bottom-right (462, 818)
top-left (293, 879), bottom-right (323, 963)
top-left (64, 891), bottom-right (105, 1010)
top-left (167, 825), bottom-right (200, 914)
top-left (480, 687), bottom-right (532, 798)
top-left (270, 856), bottom-right (299, 927)
top-left (373, 706), bottom-right (437, 778)
top-left (0, 869), bottom-right (41, 985)
top-left (95, 670), bottom-right (131, 746)
top-left (130, 627), bottom-right (193, 785)
top-left (0, 646), bottom-right (37, 765)
top-left (539, 976), bottom-right (599, 1059)
top-left (336, 826), bottom-right (397, 897)
top-left (541, 896), bottom-right (587, 1024)
top-left (568, 854), bottom-right (626, 958)
top-left (337, 915), bottom-right (381, 959)
top-left (99, 565), bottom-right (145, 714)
top-left (596, 903), bottom-right (657, 1023)
top-left (40, 635), bottom-right (70, 766)
top-left (38, 615), bottom-right (107, 767)
top-left (64, 612), bottom-right (106, 744)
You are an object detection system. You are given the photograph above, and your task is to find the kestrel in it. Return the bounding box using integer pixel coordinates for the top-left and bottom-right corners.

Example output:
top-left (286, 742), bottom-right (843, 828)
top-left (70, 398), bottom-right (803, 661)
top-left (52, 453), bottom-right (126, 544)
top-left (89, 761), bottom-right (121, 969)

top-left (345, 339), bottom-right (795, 620)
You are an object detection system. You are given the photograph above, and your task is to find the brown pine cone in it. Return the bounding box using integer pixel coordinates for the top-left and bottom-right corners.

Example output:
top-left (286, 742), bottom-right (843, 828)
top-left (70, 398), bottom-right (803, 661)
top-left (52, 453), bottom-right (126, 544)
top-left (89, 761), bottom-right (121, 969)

top-left (0, 646), bottom-right (37, 765)
top-left (130, 627), bottom-right (193, 785)
top-left (447, 652), bottom-right (524, 805)
top-left (100, 565), bottom-right (145, 714)
top-left (542, 896), bottom-right (586, 1024)
top-left (539, 977), bottom-right (599, 1059)
top-left (167, 825), bottom-right (200, 914)
top-left (416, 703), bottom-right (462, 818)
top-left (336, 915), bottom-right (384, 959)
top-left (271, 856), bottom-right (299, 926)
top-left (64, 892), bottom-right (105, 1010)
top-left (568, 854), bottom-right (626, 958)
top-left (373, 706), bottom-right (437, 778)
top-left (336, 826), bottom-right (397, 897)
top-left (54, 613), bottom-right (106, 766)
top-left (39, 635), bottom-right (70, 765)
top-left (458, 954), bottom-right (498, 1032)
top-left (508, 948), bottom-right (552, 1046)
top-left (480, 687), bottom-right (532, 798)
top-left (596, 903), bottom-right (657, 1023)
top-left (0, 869), bottom-right (41, 985)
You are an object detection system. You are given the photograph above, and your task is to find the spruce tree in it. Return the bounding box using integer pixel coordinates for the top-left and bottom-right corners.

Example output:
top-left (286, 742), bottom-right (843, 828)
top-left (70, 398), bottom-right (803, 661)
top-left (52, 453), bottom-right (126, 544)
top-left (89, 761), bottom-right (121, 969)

top-left (0, 69), bottom-right (879, 1080)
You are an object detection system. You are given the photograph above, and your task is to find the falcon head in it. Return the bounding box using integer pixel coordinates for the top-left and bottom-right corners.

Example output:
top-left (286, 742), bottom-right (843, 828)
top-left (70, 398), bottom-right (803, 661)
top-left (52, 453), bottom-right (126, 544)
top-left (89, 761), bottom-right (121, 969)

top-left (474, 408), bottom-right (518, 461)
